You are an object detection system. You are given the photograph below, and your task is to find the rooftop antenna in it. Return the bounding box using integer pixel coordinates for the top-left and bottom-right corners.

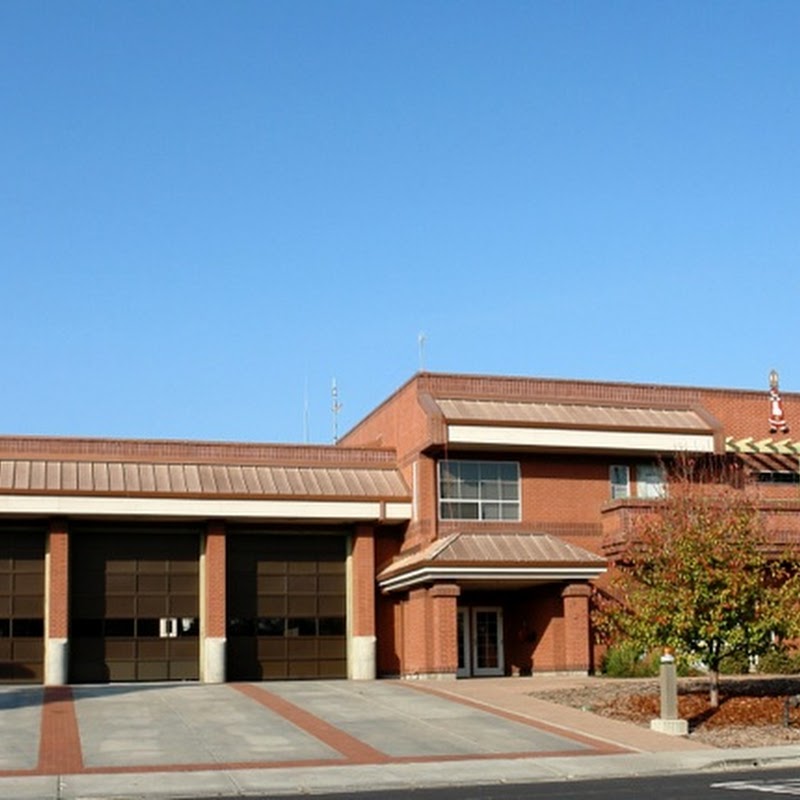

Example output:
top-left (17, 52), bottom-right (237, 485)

top-left (418, 331), bottom-right (427, 372)
top-left (331, 377), bottom-right (342, 444)
top-left (303, 375), bottom-right (310, 444)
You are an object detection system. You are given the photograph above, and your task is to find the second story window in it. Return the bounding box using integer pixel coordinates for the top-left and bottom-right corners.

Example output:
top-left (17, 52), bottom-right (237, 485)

top-left (610, 465), bottom-right (630, 499)
top-left (439, 460), bottom-right (520, 521)
top-left (636, 463), bottom-right (667, 498)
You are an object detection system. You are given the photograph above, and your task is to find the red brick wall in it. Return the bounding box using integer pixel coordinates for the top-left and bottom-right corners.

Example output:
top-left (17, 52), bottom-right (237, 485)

top-left (401, 588), bottom-right (430, 676)
top-left (47, 521), bottom-right (69, 640)
top-left (351, 525), bottom-right (375, 637)
top-left (394, 584), bottom-right (459, 677)
top-left (700, 386), bottom-right (800, 441)
top-left (535, 589), bottom-right (566, 671)
top-left (340, 377), bottom-right (433, 463)
top-left (204, 522), bottom-right (226, 639)
top-left (562, 584), bottom-right (591, 672)
top-left (430, 584), bottom-right (459, 674)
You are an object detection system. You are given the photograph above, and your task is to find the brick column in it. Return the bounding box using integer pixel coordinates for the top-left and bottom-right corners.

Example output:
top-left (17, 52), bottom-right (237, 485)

top-left (561, 583), bottom-right (592, 674)
top-left (429, 583), bottom-right (460, 678)
top-left (402, 587), bottom-right (430, 677)
top-left (201, 521), bottom-right (226, 683)
top-left (45, 520), bottom-right (69, 685)
top-left (349, 524), bottom-right (376, 679)
top-left (400, 583), bottom-right (460, 680)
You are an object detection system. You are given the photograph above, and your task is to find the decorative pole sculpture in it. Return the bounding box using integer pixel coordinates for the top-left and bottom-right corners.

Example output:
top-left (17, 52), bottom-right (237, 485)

top-left (769, 369), bottom-right (789, 435)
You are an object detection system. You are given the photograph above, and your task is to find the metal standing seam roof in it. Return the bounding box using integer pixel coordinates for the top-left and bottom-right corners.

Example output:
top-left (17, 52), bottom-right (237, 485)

top-left (434, 398), bottom-right (713, 431)
top-left (0, 459), bottom-right (410, 500)
top-left (378, 532), bottom-right (606, 581)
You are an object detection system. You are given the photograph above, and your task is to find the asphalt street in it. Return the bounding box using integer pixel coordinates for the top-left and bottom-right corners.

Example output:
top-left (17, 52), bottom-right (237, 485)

top-left (211, 766), bottom-right (800, 800)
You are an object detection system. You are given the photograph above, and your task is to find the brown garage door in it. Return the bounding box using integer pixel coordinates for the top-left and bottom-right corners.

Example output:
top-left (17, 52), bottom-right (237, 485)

top-left (0, 528), bottom-right (45, 683)
top-left (70, 527), bottom-right (200, 682)
top-left (227, 532), bottom-right (347, 680)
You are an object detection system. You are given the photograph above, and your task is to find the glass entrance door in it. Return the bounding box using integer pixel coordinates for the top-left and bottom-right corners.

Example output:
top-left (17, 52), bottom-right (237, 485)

top-left (472, 607), bottom-right (504, 676)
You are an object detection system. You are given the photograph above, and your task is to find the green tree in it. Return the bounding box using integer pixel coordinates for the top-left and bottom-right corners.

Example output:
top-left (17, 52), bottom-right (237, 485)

top-left (595, 463), bottom-right (800, 707)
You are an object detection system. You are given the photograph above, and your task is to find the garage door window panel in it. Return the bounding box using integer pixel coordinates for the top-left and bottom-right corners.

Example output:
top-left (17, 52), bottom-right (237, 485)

top-left (288, 575), bottom-right (316, 593)
top-left (288, 596), bottom-right (316, 616)
top-left (169, 596), bottom-right (197, 617)
top-left (138, 575), bottom-right (167, 593)
top-left (319, 617), bottom-right (346, 636)
top-left (14, 595), bottom-right (43, 617)
top-left (105, 619), bottom-right (135, 637)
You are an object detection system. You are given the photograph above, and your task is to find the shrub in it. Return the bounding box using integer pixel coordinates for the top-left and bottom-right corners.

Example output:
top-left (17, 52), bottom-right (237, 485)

top-left (757, 649), bottom-right (800, 675)
top-left (601, 643), bottom-right (659, 678)
top-left (718, 651), bottom-right (751, 675)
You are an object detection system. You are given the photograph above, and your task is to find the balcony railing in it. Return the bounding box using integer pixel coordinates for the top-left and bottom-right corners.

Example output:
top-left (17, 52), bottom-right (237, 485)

top-left (601, 498), bottom-right (800, 561)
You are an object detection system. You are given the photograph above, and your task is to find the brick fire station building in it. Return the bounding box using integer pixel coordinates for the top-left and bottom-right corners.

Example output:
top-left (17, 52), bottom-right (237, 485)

top-left (2, 371), bottom-right (799, 685)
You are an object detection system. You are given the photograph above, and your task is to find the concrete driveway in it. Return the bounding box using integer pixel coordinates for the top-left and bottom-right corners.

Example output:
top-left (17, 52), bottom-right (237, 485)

top-left (1, 679), bottom-right (612, 778)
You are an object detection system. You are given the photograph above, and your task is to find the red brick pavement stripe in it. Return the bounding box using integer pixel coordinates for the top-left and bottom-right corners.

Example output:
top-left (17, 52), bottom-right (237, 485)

top-left (233, 683), bottom-right (390, 764)
top-left (38, 686), bottom-right (84, 774)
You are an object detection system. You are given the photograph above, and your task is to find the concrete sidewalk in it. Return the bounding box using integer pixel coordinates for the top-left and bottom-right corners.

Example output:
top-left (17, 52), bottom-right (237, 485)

top-left (1, 677), bottom-right (799, 799)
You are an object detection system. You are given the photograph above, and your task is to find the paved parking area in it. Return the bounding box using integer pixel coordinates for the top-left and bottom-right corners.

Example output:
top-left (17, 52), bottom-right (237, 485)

top-left (0, 680), bottom-right (612, 778)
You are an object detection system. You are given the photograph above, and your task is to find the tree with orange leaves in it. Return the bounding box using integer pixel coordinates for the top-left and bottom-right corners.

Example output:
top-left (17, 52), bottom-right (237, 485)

top-left (595, 460), bottom-right (800, 707)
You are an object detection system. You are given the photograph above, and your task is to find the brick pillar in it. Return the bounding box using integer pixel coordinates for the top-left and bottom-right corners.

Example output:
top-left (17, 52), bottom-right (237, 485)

top-left (45, 520), bottom-right (69, 685)
top-left (349, 524), bottom-right (376, 679)
top-left (561, 583), bottom-right (592, 674)
top-left (400, 584), bottom-right (460, 680)
top-left (202, 521), bottom-right (226, 683)
top-left (402, 587), bottom-right (430, 677)
top-left (429, 583), bottom-right (460, 678)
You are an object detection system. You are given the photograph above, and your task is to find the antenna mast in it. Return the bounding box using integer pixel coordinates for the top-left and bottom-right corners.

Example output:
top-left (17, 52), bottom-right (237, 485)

top-left (331, 378), bottom-right (343, 443)
top-left (303, 375), bottom-right (310, 443)
top-left (418, 331), bottom-right (427, 371)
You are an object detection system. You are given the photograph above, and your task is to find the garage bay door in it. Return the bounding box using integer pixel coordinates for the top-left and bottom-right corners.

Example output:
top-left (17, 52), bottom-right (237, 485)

top-left (227, 533), bottom-right (347, 680)
top-left (0, 528), bottom-right (45, 683)
top-left (70, 528), bottom-right (200, 682)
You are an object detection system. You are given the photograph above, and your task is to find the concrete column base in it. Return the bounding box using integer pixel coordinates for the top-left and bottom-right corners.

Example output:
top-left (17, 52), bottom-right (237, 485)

top-left (45, 638), bottom-right (69, 686)
top-left (350, 635), bottom-right (376, 680)
top-left (650, 718), bottom-right (689, 736)
top-left (203, 637), bottom-right (226, 683)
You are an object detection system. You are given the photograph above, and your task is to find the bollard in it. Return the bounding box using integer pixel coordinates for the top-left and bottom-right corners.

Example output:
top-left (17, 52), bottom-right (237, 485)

top-left (650, 649), bottom-right (688, 736)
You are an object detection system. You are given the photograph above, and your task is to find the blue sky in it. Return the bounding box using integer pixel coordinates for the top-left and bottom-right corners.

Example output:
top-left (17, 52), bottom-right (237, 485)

top-left (2, 1), bottom-right (799, 443)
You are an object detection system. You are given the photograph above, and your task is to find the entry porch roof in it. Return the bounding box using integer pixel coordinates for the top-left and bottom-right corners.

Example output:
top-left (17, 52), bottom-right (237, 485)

top-left (377, 531), bottom-right (607, 592)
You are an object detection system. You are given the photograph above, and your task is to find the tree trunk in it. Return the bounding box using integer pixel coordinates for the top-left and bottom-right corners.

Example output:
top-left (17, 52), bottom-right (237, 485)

top-left (709, 669), bottom-right (720, 708)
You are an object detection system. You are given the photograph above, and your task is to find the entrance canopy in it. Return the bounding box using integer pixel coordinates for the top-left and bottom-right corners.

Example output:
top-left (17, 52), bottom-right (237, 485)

top-left (377, 532), bottom-right (607, 592)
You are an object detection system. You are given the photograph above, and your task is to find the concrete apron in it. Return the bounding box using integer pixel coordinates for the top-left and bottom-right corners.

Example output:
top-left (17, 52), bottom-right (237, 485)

top-left (4, 678), bottom-right (800, 800)
top-left (0, 679), bottom-right (630, 778)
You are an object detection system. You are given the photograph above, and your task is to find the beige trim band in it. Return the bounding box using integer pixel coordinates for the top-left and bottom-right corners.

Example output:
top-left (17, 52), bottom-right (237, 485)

top-left (0, 494), bottom-right (412, 522)
top-left (447, 425), bottom-right (715, 453)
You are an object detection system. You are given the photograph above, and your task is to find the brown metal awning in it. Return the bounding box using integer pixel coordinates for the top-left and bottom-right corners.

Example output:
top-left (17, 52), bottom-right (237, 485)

top-left (430, 398), bottom-right (719, 454)
top-left (0, 458), bottom-right (409, 501)
top-left (378, 532), bottom-right (606, 592)
top-left (435, 398), bottom-right (712, 432)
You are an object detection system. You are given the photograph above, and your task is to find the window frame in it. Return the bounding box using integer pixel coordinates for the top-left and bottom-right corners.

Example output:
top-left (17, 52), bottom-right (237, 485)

top-left (636, 463), bottom-right (667, 499)
top-left (438, 459), bottom-right (521, 521)
top-left (609, 465), bottom-right (631, 500)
